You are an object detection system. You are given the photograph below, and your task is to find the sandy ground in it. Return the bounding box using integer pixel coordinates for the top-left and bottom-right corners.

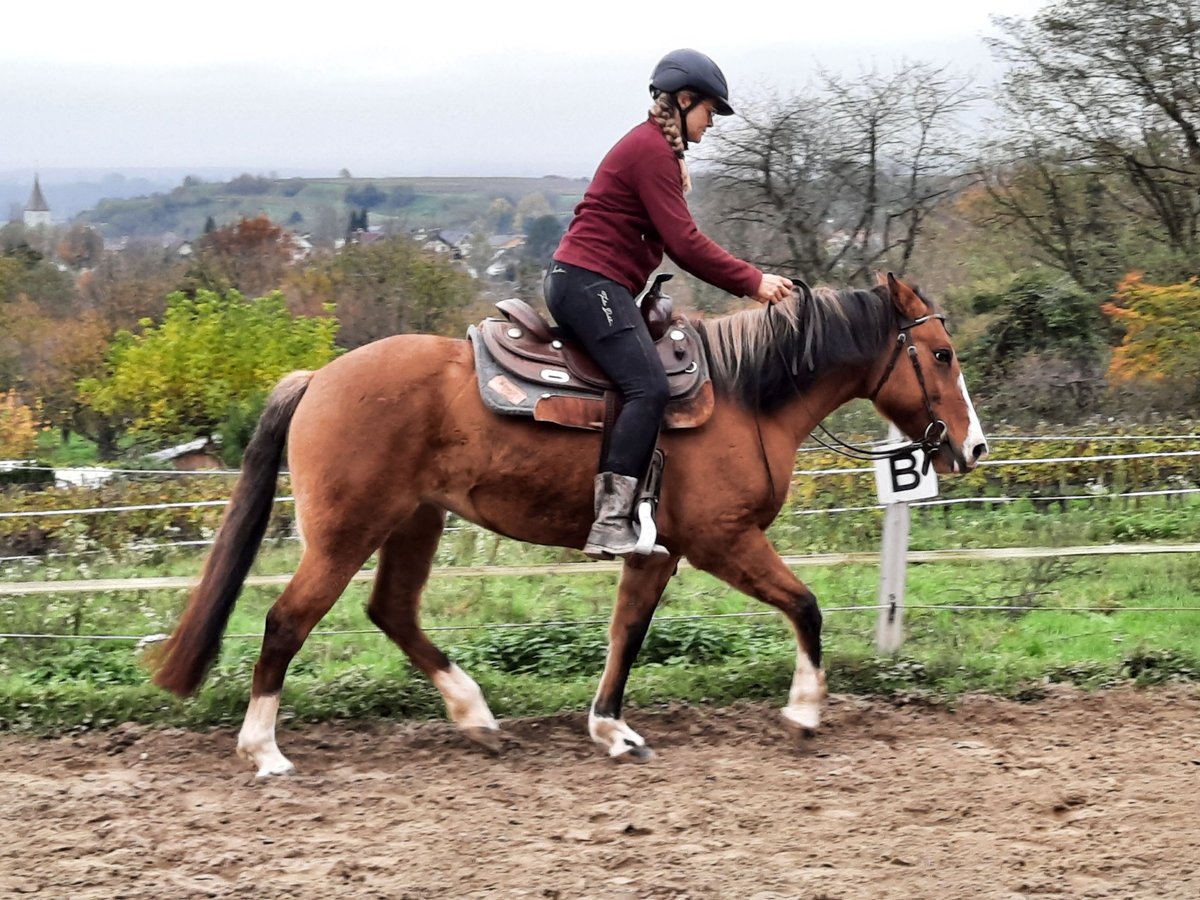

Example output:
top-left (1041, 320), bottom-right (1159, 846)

top-left (2, 686), bottom-right (1199, 899)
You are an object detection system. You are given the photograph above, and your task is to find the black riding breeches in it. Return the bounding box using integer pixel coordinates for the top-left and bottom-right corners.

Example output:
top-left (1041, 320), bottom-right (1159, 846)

top-left (544, 262), bottom-right (669, 479)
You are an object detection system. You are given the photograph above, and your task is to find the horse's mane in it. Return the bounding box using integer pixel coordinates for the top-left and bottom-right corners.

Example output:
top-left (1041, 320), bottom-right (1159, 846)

top-left (695, 284), bottom-right (905, 412)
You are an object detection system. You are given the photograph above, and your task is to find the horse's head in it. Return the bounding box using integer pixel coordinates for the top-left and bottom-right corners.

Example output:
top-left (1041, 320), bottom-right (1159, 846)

top-left (867, 274), bottom-right (988, 474)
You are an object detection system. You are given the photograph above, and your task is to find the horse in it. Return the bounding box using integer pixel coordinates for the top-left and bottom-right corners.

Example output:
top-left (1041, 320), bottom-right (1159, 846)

top-left (153, 273), bottom-right (987, 776)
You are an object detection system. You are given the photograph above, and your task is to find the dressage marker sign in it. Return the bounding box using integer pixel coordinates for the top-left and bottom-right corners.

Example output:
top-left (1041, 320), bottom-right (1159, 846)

top-left (873, 433), bottom-right (939, 652)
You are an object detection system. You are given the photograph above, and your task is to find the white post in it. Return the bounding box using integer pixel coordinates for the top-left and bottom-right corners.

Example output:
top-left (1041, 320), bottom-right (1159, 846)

top-left (874, 496), bottom-right (910, 654)
top-left (871, 423), bottom-right (935, 655)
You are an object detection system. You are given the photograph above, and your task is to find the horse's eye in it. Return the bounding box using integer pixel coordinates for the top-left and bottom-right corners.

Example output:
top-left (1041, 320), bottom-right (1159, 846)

top-left (934, 349), bottom-right (953, 365)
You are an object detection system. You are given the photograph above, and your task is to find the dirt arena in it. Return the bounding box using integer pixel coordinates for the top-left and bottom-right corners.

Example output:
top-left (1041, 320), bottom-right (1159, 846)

top-left (2, 686), bottom-right (1198, 899)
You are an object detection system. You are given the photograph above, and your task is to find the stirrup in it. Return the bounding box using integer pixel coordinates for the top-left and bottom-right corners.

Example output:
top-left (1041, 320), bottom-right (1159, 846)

top-left (631, 448), bottom-right (668, 557)
top-left (633, 498), bottom-right (668, 557)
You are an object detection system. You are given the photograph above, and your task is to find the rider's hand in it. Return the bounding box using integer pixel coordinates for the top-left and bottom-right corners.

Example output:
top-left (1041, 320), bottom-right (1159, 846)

top-left (753, 273), bottom-right (794, 305)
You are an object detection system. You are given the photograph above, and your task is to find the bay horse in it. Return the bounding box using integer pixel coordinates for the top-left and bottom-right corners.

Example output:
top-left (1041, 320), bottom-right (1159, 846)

top-left (153, 273), bottom-right (987, 775)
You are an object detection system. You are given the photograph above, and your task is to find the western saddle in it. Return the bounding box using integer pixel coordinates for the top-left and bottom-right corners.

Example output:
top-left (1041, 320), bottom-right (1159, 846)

top-left (468, 274), bottom-right (714, 432)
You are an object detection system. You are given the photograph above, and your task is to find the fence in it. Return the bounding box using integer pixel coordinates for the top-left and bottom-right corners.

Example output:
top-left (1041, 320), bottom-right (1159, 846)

top-left (1, 434), bottom-right (1198, 650)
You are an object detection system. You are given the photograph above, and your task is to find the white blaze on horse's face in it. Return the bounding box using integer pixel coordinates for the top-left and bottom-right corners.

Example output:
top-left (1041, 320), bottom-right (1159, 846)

top-left (955, 372), bottom-right (988, 471)
top-left (878, 275), bottom-right (989, 474)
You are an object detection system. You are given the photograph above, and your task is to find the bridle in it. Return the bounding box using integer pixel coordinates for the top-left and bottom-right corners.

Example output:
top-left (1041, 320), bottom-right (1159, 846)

top-left (861, 312), bottom-right (949, 459)
top-left (764, 287), bottom-right (949, 465)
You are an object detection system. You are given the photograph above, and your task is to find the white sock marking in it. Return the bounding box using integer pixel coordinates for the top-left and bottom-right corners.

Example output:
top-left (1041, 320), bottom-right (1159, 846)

top-left (236, 694), bottom-right (294, 777)
top-left (588, 708), bottom-right (648, 758)
top-left (783, 649), bottom-right (826, 731)
top-left (431, 664), bottom-right (498, 731)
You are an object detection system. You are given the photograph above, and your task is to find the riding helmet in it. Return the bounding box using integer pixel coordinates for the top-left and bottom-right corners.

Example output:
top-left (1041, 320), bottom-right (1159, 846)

top-left (649, 48), bottom-right (734, 116)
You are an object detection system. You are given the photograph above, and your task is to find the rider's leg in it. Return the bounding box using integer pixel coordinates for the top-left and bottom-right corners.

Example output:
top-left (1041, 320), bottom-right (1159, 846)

top-left (545, 264), bottom-right (669, 557)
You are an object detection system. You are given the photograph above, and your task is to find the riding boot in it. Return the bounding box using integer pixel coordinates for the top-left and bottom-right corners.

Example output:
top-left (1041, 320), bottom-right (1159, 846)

top-left (583, 472), bottom-right (641, 559)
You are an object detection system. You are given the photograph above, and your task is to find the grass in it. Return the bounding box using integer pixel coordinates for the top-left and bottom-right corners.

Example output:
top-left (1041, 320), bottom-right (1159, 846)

top-left (3, 489), bottom-right (1200, 734)
top-left (1, 527), bottom-right (1199, 733)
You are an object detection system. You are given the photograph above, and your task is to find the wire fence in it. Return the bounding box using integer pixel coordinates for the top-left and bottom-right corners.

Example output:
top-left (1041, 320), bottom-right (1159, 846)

top-left (2, 436), bottom-right (1198, 646)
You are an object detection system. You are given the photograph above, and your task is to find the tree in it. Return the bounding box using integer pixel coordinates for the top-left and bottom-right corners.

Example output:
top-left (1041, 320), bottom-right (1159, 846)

top-left (706, 62), bottom-right (976, 283)
top-left (481, 197), bottom-right (516, 233)
top-left (184, 215), bottom-right (295, 298)
top-left (226, 173), bottom-right (273, 195)
top-left (57, 225), bottom-right (104, 269)
top-left (76, 241), bottom-right (186, 331)
top-left (1103, 273), bottom-right (1200, 407)
top-left (79, 289), bottom-right (339, 442)
top-left (0, 242), bottom-right (76, 317)
top-left (986, 0), bottom-right (1200, 283)
top-left (963, 273), bottom-right (1110, 421)
top-left (286, 237), bottom-right (480, 347)
top-left (345, 183), bottom-right (386, 209)
top-left (522, 215), bottom-right (564, 266)
top-left (513, 192), bottom-right (551, 232)
top-left (0, 392), bottom-right (39, 458)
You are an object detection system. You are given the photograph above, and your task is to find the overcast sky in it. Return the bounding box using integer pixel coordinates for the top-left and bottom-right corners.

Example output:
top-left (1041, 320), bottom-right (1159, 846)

top-left (2, 0), bottom-right (1047, 178)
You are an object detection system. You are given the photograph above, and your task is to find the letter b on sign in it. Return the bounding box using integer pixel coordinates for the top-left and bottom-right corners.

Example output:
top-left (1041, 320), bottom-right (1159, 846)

top-left (874, 445), bottom-right (938, 504)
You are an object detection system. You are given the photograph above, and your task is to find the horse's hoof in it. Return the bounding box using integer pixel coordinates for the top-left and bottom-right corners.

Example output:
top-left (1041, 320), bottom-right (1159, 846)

top-left (782, 713), bottom-right (819, 742)
top-left (613, 743), bottom-right (656, 764)
top-left (462, 726), bottom-right (504, 755)
top-left (256, 761), bottom-right (297, 778)
top-left (781, 704), bottom-right (821, 739)
top-left (784, 720), bottom-right (818, 741)
top-left (238, 743), bottom-right (296, 777)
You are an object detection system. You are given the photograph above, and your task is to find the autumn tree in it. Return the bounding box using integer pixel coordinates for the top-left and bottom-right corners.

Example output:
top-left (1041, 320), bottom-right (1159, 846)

top-left (76, 241), bottom-right (187, 331)
top-left (183, 215), bottom-right (295, 298)
top-left (79, 289), bottom-right (338, 445)
top-left (0, 392), bottom-right (39, 458)
top-left (1103, 274), bottom-right (1200, 410)
top-left (287, 236), bottom-right (480, 348)
top-left (57, 224), bottom-right (105, 269)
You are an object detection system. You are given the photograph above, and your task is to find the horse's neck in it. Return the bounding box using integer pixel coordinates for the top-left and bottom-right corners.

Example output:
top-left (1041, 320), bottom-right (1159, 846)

top-left (770, 369), bottom-right (867, 449)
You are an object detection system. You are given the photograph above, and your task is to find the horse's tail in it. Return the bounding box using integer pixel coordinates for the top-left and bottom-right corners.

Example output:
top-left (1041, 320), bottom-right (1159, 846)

top-left (153, 370), bottom-right (314, 697)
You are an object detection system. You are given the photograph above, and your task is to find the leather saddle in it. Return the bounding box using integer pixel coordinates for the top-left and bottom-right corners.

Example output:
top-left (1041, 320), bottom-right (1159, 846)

top-left (468, 274), bottom-right (714, 431)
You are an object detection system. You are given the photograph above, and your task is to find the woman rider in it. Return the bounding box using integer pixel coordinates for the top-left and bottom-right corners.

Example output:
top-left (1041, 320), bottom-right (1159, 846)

top-left (546, 48), bottom-right (795, 559)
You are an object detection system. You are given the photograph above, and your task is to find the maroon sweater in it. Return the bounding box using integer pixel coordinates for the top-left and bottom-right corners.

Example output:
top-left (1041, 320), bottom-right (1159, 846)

top-left (554, 118), bottom-right (763, 298)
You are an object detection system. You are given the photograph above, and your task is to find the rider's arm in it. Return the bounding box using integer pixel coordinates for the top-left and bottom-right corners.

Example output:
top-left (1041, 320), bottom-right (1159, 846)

top-left (636, 153), bottom-right (763, 299)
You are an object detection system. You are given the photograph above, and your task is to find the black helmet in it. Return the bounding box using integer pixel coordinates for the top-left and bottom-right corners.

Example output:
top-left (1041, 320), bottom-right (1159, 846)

top-left (650, 48), bottom-right (734, 116)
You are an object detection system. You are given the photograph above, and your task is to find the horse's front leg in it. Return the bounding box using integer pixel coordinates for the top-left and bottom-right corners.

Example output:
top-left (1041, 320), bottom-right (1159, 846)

top-left (589, 553), bottom-right (679, 762)
top-left (691, 531), bottom-right (826, 734)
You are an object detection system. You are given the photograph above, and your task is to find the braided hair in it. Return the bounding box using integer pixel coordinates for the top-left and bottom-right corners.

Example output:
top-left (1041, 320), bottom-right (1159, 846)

top-left (649, 91), bottom-right (693, 194)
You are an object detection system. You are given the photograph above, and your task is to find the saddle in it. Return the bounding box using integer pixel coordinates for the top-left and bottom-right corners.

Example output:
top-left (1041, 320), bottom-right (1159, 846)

top-left (468, 274), bottom-right (714, 431)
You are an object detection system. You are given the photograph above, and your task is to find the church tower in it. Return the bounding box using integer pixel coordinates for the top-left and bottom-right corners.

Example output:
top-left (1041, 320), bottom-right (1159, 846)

top-left (23, 175), bottom-right (51, 228)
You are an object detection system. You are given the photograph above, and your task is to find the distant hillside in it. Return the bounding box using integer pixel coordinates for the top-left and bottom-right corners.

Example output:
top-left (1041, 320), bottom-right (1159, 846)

top-left (71, 174), bottom-right (589, 240)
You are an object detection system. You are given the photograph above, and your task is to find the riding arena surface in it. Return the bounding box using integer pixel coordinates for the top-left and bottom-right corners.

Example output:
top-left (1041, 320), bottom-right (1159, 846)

top-left (3, 687), bottom-right (1198, 899)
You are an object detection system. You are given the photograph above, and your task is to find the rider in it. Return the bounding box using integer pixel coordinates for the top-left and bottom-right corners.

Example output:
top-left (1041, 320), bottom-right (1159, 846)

top-left (546, 48), bottom-right (795, 559)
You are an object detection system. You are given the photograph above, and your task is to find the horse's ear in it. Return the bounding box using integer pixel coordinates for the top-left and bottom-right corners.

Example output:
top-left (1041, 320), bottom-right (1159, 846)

top-left (874, 270), bottom-right (889, 287)
top-left (886, 272), bottom-right (926, 320)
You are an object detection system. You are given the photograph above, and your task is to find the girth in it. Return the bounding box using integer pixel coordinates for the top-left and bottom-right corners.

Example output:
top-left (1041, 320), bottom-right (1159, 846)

top-left (468, 297), bottom-right (714, 432)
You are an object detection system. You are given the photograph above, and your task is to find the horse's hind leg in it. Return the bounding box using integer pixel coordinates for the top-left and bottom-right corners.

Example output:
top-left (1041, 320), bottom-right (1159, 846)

top-left (367, 504), bottom-right (501, 751)
top-left (237, 546), bottom-right (375, 776)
